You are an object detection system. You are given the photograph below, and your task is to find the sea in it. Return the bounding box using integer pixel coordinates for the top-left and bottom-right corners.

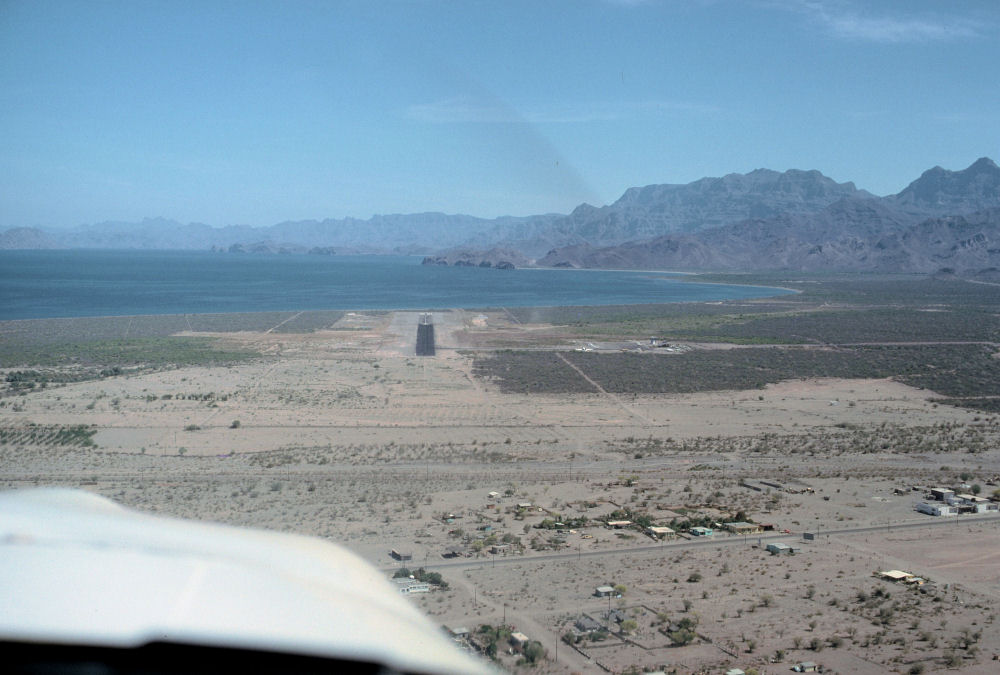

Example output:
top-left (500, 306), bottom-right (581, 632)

top-left (0, 250), bottom-right (792, 320)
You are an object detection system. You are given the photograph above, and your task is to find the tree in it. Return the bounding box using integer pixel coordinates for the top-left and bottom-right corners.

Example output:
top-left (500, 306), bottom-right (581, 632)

top-left (522, 640), bottom-right (545, 664)
top-left (620, 619), bottom-right (638, 634)
top-left (669, 628), bottom-right (696, 646)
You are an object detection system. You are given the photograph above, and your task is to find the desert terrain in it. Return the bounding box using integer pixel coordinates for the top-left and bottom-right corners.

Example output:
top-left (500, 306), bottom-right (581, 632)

top-left (2, 296), bottom-right (1000, 674)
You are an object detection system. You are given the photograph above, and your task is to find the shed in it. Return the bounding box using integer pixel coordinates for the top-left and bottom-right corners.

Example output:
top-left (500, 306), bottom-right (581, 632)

top-left (594, 585), bottom-right (615, 597)
top-left (766, 542), bottom-right (792, 555)
top-left (603, 609), bottom-right (626, 624)
top-left (793, 662), bottom-right (817, 672)
top-left (509, 632), bottom-right (529, 649)
top-left (390, 549), bottom-right (412, 561)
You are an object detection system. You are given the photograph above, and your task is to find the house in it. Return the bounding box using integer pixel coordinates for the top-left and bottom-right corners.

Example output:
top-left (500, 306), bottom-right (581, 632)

top-left (690, 526), bottom-right (713, 537)
top-left (647, 526), bottom-right (675, 539)
top-left (930, 487), bottom-right (955, 501)
top-left (447, 626), bottom-right (469, 638)
top-left (877, 569), bottom-right (914, 583)
top-left (957, 494), bottom-right (998, 513)
top-left (390, 549), bottom-right (412, 561)
top-left (916, 502), bottom-right (958, 516)
top-left (574, 615), bottom-right (603, 633)
top-left (509, 632), bottom-right (529, 650)
top-left (594, 585), bottom-right (616, 597)
top-left (490, 543), bottom-right (512, 554)
top-left (725, 521), bottom-right (763, 535)
top-left (395, 579), bottom-right (430, 594)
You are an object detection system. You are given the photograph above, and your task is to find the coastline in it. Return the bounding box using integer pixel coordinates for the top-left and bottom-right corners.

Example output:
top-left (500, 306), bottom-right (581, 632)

top-left (0, 251), bottom-right (796, 322)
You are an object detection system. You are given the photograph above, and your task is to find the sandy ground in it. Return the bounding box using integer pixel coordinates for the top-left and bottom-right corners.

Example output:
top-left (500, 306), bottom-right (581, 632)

top-left (2, 309), bottom-right (999, 674)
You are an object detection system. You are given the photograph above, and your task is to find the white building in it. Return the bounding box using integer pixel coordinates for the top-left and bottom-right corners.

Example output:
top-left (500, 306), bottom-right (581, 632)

top-left (916, 502), bottom-right (958, 516)
top-left (395, 579), bottom-right (431, 594)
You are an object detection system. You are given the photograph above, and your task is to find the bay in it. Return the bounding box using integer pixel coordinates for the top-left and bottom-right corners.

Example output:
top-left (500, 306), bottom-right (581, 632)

top-left (0, 250), bottom-right (791, 320)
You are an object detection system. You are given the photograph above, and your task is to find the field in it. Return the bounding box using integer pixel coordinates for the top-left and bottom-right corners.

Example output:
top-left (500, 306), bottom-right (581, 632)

top-left (2, 275), bottom-right (1000, 674)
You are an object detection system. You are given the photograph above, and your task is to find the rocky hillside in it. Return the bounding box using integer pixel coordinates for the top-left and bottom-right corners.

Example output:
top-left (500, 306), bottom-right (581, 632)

top-left (539, 158), bottom-right (1000, 274)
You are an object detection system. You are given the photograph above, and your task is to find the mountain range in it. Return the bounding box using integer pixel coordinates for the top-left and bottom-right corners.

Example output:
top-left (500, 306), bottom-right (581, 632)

top-left (3, 158), bottom-right (999, 275)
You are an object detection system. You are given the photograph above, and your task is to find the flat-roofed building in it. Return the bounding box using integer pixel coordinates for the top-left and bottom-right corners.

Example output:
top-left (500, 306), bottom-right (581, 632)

top-left (725, 521), bottom-right (763, 535)
top-left (916, 502), bottom-right (958, 516)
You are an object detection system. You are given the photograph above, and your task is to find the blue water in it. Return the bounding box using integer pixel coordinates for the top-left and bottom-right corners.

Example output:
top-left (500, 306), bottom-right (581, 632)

top-left (0, 250), bottom-right (791, 320)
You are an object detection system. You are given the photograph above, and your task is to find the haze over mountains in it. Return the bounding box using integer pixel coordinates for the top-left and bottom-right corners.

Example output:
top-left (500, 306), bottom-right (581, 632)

top-left (3, 158), bottom-right (999, 275)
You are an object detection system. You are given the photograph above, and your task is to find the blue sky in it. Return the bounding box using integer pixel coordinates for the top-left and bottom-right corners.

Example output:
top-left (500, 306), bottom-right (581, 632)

top-left (2, 0), bottom-right (998, 228)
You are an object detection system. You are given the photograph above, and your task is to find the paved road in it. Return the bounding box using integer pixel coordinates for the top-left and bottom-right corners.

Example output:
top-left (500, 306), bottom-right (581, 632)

top-left (381, 512), bottom-right (1000, 572)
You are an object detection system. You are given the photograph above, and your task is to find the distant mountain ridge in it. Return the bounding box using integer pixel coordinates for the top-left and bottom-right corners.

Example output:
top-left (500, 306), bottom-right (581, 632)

top-left (540, 157), bottom-right (1000, 274)
top-left (4, 157), bottom-right (999, 274)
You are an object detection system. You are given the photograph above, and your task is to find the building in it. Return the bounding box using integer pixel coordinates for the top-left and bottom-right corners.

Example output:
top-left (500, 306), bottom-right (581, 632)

top-left (793, 662), bottom-right (818, 673)
top-left (509, 632), bottom-right (529, 650)
top-left (957, 494), bottom-right (998, 513)
top-left (603, 609), bottom-right (626, 624)
top-left (916, 502), bottom-right (958, 516)
top-left (606, 520), bottom-right (632, 528)
top-left (395, 579), bottom-right (430, 594)
top-left (390, 549), bottom-right (413, 561)
top-left (689, 526), bottom-right (713, 537)
top-left (594, 585), bottom-right (616, 597)
top-left (647, 526), bottom-right (675, 539)
top-left (930, 487), bottom-right (955, 501)
top-left (766, 542), bottom-right (792, 555)
top-left (877, 570), bottom-right (915, 584)
top-left (574, 616), bottom-right (603, 634)
top-left (725, 521), bottom-right (764, 535)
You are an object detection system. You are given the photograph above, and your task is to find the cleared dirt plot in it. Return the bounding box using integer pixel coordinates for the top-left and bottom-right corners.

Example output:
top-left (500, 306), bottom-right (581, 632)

top-left (2, 281), bottom-right (1000, 673)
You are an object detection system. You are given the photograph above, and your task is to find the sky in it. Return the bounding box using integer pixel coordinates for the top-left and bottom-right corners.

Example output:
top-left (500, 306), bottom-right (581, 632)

top-left (2, 0), bottom-right (999, 229)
